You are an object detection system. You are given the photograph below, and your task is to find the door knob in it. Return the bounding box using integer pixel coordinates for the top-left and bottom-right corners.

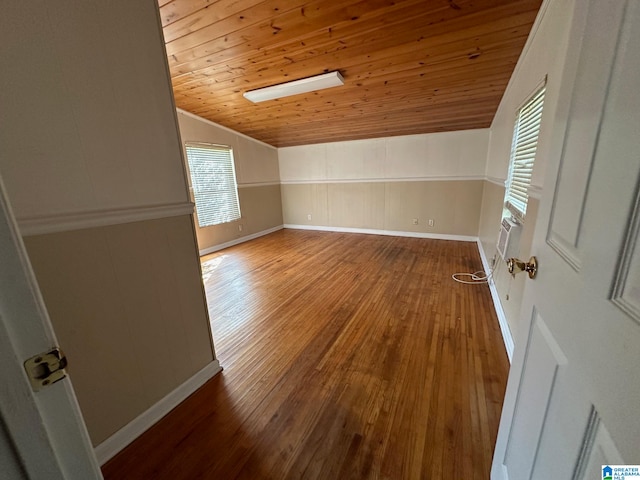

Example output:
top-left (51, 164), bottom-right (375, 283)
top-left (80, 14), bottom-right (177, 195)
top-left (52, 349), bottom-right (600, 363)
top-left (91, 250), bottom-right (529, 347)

top-left (507, 256), bottom-right (538, 279)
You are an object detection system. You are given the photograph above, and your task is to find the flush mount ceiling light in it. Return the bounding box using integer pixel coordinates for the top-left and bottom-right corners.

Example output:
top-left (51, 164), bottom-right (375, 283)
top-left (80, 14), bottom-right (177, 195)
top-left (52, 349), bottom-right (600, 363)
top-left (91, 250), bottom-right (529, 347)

top-left (243, 71), bottom-right (344, 103)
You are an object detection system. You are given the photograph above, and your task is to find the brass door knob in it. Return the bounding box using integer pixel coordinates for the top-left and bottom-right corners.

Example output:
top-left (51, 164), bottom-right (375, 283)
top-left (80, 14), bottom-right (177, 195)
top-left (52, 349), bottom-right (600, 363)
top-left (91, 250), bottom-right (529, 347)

top-left (506, 256), bottom-right (538, 279)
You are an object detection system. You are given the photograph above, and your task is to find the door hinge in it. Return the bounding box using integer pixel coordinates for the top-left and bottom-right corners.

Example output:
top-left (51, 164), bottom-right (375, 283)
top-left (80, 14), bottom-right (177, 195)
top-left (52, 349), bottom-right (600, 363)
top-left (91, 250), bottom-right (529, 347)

top-left (24, 348), bottom-right (68, 391)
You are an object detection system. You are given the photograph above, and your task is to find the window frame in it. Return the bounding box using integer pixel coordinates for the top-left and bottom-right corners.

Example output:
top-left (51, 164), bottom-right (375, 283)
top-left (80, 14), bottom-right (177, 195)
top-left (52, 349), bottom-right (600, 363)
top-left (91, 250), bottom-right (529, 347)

top-left (504, 80), bottom-right (547, 222)
top-left (184, 142), bottom-right (241, 228)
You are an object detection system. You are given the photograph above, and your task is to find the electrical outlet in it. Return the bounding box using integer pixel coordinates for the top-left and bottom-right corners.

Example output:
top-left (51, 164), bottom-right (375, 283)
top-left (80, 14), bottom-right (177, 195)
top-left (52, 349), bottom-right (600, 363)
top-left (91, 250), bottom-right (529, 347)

top-left (412, 218), bottom-right (419, 225)
top-left (307, 214), bottom-right (312, 221)
top-left (428, 219), bottom-right (434, 227)
top-left (238, 224), bottom-right (243, 232)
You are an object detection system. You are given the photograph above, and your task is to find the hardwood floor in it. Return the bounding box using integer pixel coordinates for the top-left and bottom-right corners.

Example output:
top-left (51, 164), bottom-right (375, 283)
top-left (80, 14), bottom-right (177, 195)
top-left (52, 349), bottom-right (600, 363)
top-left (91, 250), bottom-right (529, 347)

top-left (102, 230), bottom-right (509, 479)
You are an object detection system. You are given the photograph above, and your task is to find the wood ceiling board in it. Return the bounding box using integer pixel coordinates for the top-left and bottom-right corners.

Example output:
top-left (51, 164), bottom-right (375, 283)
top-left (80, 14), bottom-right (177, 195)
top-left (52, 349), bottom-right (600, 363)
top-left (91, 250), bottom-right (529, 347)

top-left (178, 66), bottom-right (514, 119)
top-left (172, 51), bottom-right (519, 108)
top-left (182, 92), bottom-right (507, 133)
top-left (163, 0), bottom-right (374, 58)
top-left (159, 0), bottom-right (260, 30)
top-left (170, 43), bottom-right (524, 119)
top-left (232, 96), bottom-right (502, 130)
top-left (166, 0), bottom-right (528, 77)
top-left (168, 12), bottom-right (532, 94)
top-left (171, 65), bottom-right (514, 119)
top-left (179, 98), bottom-right (502, 127)
top-left (159, 0), bottom-right (542, 147)
top-left (193, 98), bottom-right (503, 146)
top-left (168, 31), bottom-right (525, 114)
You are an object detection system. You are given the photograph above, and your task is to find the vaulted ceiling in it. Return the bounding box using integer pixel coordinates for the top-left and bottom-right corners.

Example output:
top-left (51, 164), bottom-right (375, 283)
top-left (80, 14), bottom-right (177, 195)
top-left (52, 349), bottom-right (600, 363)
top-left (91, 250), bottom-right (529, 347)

top-left (158, 0), bottom-right (542, 147)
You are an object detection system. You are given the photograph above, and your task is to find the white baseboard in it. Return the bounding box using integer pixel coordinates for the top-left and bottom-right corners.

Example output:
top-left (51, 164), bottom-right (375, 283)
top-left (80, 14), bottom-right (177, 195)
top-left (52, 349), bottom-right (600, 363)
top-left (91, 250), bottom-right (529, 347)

top-left (477, 239), bottom-right (514, 363)
top-left (283, 224), bottom-right (478, 242)
top-left (199, 225), bottom-right (284, 256)
top-left (95, 359), bottom-right (222, 465)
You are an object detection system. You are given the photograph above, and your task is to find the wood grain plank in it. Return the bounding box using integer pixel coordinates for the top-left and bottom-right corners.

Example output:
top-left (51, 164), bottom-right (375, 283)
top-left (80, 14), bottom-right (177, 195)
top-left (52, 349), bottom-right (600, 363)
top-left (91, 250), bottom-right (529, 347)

top-left (156, 0), bottom-right (542, 146)
top-left (171, 46), bottom-right (521, 107)
top-left (167, 1), bottom-right (533, 77)
top-left (210, 98), bottom-right (503, 141)
top-left (102, 230), bottom-right (509, 479)
top-left (179, 74), bottom-right (513, 125)
top-left (159, 0), bottom-right (256, 30)
top-left (169, 24), bottom-right (529, 93)
top-left (169, 0), bottom-right (468, 72)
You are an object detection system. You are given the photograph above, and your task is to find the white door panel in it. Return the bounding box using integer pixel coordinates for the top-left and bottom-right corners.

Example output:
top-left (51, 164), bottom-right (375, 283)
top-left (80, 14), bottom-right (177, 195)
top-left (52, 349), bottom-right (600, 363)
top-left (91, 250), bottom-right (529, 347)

top-left (493, 0), bottom-right (640, 478)
top-left (546, 0), bottom-right (626, 271)
top-left (504, 313), bottom-right (566, 480)
top-left (573, 410), bottom-right (625, 480)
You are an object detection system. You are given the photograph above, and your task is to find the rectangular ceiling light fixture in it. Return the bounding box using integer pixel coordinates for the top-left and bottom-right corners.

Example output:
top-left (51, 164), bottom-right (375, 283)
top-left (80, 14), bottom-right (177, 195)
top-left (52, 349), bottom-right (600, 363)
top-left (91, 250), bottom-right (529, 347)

top-left (243, 71), bottom-right (344, 103)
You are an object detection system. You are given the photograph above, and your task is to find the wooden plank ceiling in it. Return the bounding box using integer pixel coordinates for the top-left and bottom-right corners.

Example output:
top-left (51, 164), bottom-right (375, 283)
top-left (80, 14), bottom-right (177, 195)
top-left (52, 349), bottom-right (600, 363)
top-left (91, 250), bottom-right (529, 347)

top-left (158, 0), bottom-right (542, 147)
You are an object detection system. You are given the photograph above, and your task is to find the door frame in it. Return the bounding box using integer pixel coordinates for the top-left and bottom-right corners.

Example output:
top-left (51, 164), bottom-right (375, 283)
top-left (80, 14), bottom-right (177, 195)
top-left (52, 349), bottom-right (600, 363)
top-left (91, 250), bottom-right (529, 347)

top-left (0, 172), bottom-right (102, 479)
top-left (491, 1), bottom-right (585, 475)
top-left (491, 0), bottom-right (636, 476)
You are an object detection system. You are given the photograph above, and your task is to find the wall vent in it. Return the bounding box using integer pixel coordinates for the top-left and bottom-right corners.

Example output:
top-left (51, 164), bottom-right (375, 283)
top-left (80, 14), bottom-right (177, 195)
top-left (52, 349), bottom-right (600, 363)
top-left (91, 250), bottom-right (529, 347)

top-left (497, 217), bottom-right (522, 260)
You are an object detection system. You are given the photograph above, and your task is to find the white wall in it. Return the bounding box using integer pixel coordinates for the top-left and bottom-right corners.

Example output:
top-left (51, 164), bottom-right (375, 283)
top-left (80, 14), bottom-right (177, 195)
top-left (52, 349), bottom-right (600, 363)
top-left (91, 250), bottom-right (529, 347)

top-left (177, 110), bottom-right (283, 252)
top-left (485, 0), bottom-right (575, 190)
top-left (279, 129), bottom-right (489, 183)
top-left (278, 129), bottom-right (490, 238)
top-left (479, 0), bottom-right (575, 342)
top-left (177, 109), bottom-right (280, 187)
top-left (0, 0), bottom-right (217, 452)
top-left (0, 2), bottom-right (189, 221)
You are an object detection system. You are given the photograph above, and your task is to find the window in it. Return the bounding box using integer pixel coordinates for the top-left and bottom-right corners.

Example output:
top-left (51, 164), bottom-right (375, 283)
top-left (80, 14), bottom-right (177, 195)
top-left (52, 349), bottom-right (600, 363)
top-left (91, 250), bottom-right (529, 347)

top-left (504, 83), bottom-right (546, 220)
top-left (184, 143), bottom-right (241, 228)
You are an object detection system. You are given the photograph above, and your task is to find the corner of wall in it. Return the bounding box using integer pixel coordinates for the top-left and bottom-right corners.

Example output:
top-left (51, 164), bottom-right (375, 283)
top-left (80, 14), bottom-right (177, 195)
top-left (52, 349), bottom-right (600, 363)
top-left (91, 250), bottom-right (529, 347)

top-left (176, 110), bottom-right (283, 252)
top-left (478, 0), bottom-right (574, 359)
top-left (95, 359), bottom-right (222, 465)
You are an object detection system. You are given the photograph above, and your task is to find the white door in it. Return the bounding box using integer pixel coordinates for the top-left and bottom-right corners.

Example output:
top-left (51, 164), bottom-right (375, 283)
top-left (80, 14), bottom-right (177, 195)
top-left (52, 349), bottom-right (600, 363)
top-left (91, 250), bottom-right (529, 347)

top-left (492, 1), bottom-right (640, 479)
top-left (0, 173), bottom-right (102, 479)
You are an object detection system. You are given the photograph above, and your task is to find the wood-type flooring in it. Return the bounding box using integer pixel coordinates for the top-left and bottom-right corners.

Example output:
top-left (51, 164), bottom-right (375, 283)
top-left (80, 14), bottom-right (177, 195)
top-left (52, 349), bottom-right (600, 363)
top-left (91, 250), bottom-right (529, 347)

top-left (102, 229), bottom-right (509, 479)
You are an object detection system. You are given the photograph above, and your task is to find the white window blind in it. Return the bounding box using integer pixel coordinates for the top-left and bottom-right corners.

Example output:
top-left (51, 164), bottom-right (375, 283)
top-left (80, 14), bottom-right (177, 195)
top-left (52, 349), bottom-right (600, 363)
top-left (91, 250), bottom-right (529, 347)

top-left (505, 84), bottom-right (546, 219)
top-left (184, 143), bottom-right (241, 228)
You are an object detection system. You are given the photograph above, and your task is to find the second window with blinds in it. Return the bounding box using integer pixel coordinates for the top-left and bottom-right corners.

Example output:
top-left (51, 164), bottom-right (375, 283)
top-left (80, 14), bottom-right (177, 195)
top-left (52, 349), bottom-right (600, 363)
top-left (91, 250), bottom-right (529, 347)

top-left (504, 82), bottom-right (546, 222)
top-left (184, 143), bottom-right (241, 228)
